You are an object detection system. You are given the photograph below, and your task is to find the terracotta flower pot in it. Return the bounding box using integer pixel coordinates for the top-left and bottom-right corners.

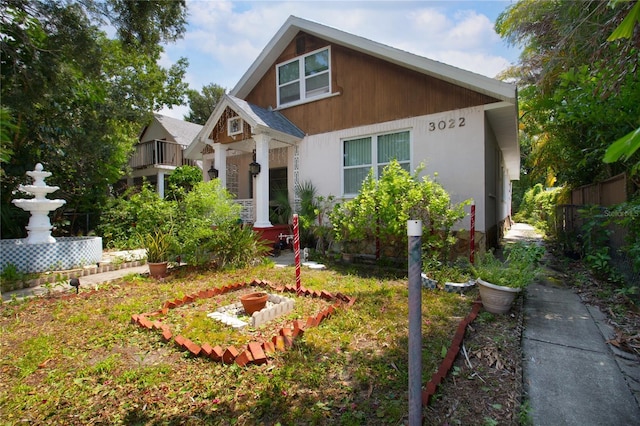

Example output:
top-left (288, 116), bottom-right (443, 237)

top-left (240, 292), bottom-right (268, 315)
top-left (148, 262), bottom-right (168, 279)
top-left (476, 278), bottom-right (521, 314)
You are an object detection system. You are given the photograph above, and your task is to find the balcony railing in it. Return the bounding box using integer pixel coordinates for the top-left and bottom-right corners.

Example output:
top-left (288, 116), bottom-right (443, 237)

top-left (129, 140), bottom-right (197, 169)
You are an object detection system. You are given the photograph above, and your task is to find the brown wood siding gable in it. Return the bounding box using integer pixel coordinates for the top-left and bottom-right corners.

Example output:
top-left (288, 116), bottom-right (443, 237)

top-left (244, 32), bottom-right (499, 136)
top-left (209, 107), bottom-right (252, 144)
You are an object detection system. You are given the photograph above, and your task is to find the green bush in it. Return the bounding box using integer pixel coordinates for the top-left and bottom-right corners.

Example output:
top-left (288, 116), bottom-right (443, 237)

top-left (99, 179), bottom-right (269, 269)
top-left (329, 160), bottom-right (469, 261)
top-left (165, 165), bottom-right (202, 201)
top-left (97, 182), bottom-right (176, 249)
top-left (172, 180), bottom-right (241, 266)
top-left (295, 180), bottom-right (335, 254)
top-left (513, 184), bottom-right (565, 234)
top-left (472, 242), bottom-right (543, 288)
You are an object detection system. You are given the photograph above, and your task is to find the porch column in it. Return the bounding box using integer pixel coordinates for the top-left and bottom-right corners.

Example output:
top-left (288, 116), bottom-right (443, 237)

top-left (157, 171), bottom-right (165, 198)
top-left (213, 142), bottom-right (227, 188)
top-left (253, 133), bottom-right (272, 228)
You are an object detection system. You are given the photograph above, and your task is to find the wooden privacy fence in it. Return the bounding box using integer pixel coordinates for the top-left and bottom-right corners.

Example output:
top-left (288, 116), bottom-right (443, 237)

top-left (556, 173), bottom-right (638, 284)
top-left (571, 172), bottom-right (628, 207)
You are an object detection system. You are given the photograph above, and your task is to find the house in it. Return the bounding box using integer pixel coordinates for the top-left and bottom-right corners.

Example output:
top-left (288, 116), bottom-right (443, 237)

top-left (185, 16), bottom-right (519, 251)
top-left (126, 114), bottom-right (203, 197)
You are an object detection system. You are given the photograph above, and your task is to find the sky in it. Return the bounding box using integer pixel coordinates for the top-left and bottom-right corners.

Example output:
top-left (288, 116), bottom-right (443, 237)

top-left (159, 0), bottom-right (521, 120)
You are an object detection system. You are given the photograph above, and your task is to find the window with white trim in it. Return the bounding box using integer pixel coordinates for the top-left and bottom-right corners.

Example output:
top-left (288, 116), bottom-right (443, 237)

top-left (343, 130), bottom-right (411, 195)
top-left (277, 47), bottom-right (330, 107)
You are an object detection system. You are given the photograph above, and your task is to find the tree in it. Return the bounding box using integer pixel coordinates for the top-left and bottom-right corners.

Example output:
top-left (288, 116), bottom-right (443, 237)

top-left (184, 83), bottom-right (226, 125)
top-left (0, 0), bottom-right (190, 238)
top-left (496, 0), bottom-right (640, 188)
top-left (603, 0), bottom-right (640, 177)
top-left (165, 165), bottom-right (203, 201)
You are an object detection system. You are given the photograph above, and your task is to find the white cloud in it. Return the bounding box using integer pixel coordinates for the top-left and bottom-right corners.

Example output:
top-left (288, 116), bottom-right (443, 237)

top-left (159, 104), bottom-right (190, 120)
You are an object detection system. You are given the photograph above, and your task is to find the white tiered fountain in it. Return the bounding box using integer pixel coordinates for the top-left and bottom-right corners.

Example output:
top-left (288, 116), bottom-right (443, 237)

top-left (12, 163), bottom-right (66, 244)
top-left (0, 163), bottom-right (102, 277)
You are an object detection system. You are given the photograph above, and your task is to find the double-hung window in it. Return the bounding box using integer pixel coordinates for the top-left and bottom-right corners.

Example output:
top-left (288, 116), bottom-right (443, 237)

top-left (343, 130), bottom-right (411, 195)
top-left (277, 47), bottom-right (330, 107)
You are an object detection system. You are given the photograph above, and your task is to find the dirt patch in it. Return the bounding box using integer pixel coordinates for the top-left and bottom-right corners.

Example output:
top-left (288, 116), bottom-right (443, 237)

top-left (424, 293), bottom-right (524, 425)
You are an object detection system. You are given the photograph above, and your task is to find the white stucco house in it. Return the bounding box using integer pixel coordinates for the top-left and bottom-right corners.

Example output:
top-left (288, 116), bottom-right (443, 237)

top-left (185, 16), bottom-right (519, 251)
top-left (127, 114), bottom-right (202, 198)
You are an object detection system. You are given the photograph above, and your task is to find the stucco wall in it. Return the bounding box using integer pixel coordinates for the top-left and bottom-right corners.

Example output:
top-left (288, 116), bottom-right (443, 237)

top-left (296, 106), bottom-right (488, 232)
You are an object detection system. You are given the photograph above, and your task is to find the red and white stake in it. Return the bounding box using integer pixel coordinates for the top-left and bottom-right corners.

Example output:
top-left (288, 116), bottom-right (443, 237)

top-left (470, 204), bottom-right (476, 264)
top-left (293, 214), bottom-right (301, 291)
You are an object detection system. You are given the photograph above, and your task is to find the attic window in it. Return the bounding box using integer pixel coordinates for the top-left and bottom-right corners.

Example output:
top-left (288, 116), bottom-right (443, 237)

top-left (277, 47), bottom-right (330, 107)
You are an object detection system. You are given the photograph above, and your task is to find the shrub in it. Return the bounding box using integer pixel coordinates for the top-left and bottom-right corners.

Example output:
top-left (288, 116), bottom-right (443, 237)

top-left (97, 182), bottom-right (176, 249)
top-left (329, 160), bottom-right (468, 261)
top-left (296, 180), bottom-right (335, 254)
top-left (514, 184), bottom-right (566, 234)
top-left (173, 180), bottom-right (242, 266)
top-left (99, 179), bottom-right (269, 269)
top-left (165, 165), bottom-right (202, 201)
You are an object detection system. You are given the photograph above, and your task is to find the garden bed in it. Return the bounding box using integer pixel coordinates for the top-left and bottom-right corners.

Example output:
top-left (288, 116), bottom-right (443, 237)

top-left (131, 279), bottom-right (356, 367)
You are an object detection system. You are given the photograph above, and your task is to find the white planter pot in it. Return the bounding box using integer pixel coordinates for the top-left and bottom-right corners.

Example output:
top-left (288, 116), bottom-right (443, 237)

top-left (476, 278), bottom-right (521, 314)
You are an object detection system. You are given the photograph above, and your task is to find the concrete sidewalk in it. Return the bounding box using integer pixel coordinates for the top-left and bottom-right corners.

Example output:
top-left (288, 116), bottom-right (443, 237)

top-left (506, 224), bottom-right (640, 425)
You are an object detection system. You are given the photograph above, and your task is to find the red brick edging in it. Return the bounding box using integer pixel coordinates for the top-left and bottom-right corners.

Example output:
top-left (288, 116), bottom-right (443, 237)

top-left (422, 299), bottom-right (483, 406)
top-left (131, 279), bottom-right (357, 367)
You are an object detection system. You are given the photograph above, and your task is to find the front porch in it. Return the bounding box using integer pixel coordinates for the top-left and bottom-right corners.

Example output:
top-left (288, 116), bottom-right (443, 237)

top-left (184, 94), bottom-right (305, 230)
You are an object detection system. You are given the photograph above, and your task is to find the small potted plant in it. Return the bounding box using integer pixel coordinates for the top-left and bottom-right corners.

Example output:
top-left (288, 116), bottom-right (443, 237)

top-left (138, 228), bottom-right (174, 278)
top-left (472, 242), bottom-right (543, 314)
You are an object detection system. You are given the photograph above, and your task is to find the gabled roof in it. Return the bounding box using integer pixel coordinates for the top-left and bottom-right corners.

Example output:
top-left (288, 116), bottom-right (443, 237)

top-left (184, 94), bottom-right (304, 160)
top-left (149, 114), bottom-right (203, 147)
top-left (230, 15), bottom-right (519, 179)
top-left (231, 16), bottom-right (516, 104)
top-left (231, 96), bottom-right (305, 139)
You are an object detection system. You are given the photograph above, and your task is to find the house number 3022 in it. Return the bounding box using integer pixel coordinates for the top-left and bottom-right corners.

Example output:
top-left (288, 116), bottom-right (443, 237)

top-left (428, 117), bottom-right (466, 131)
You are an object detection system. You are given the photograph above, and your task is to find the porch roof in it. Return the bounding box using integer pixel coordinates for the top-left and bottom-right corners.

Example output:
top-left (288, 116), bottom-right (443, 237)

top-left (185, 94), bottom-right (304, 160)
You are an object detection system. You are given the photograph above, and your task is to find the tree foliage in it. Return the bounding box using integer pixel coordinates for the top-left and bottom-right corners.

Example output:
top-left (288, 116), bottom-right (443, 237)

top-left (184, 83), bottom-right (226, 125)
top-left (165, 165), bottom-right (203, 202)
top-left (496, 0), bottom-right (640, 188)
top-left (0, 0), bottom-right (189, 238)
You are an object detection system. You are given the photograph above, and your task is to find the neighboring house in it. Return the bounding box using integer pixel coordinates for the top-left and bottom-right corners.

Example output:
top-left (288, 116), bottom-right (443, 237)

top-left (127, 114), bottom-right (203, 198)
top-left (185, 16), bottom-right (519, 251)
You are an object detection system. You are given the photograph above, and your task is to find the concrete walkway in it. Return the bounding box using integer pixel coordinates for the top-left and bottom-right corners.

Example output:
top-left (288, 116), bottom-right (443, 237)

top-left (505, 223), bottom-right (640, 426)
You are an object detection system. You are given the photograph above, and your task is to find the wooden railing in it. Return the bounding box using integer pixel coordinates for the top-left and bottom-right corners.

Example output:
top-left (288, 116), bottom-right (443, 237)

top-left (129, 140), bottom-right (197, 169)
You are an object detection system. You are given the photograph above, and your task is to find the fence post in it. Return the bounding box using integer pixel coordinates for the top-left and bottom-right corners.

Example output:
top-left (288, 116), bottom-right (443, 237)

top-left (407, 220), bottom-right (423, 425)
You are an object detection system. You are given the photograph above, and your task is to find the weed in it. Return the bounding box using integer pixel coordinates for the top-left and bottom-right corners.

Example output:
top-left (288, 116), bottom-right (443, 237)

top-left (16, 335), bottom-right (56, 378)
top-left (477, 311), bottom-right (496, 324)
top-left (519, 399), bottom-right (534, 425)
top-left (483, 417), bottom-right (499, 426)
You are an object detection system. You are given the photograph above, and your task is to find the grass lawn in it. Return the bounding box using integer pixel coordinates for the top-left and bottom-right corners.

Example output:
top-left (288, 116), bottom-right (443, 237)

top-left (0, 260), bottom-right (475, 425)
